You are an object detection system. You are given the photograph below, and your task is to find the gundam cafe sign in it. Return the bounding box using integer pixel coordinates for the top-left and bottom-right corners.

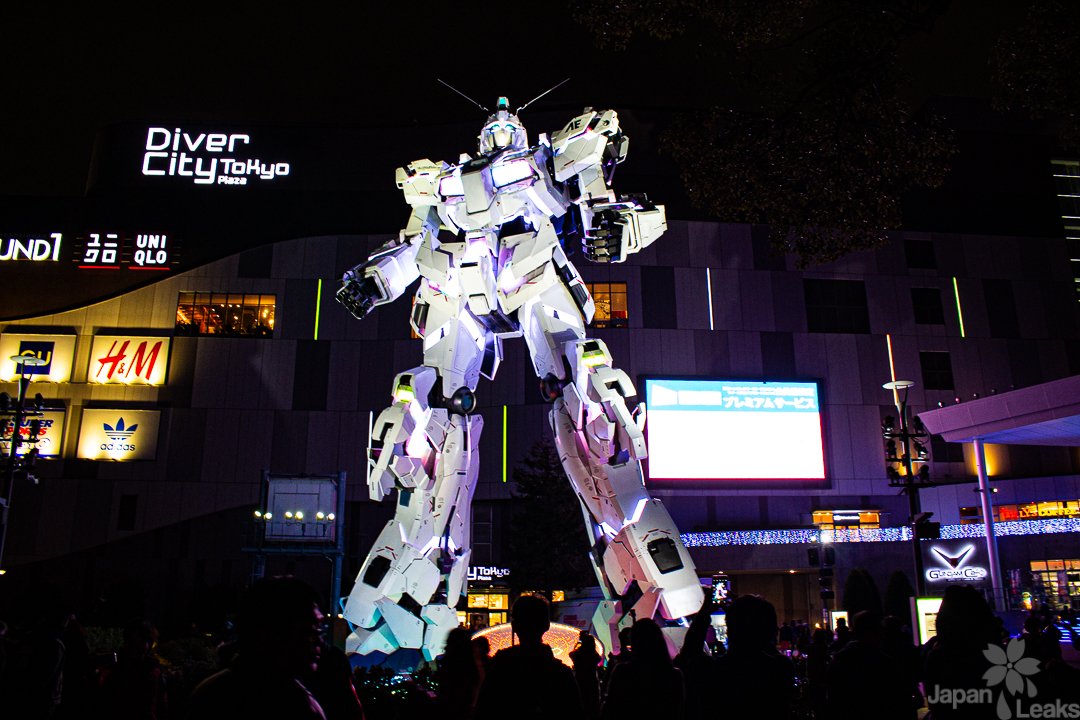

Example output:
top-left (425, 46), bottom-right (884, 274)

top-left (922, 539), bottom-right (990, 586)
top-left (141, 127), bottom-right (291, 186)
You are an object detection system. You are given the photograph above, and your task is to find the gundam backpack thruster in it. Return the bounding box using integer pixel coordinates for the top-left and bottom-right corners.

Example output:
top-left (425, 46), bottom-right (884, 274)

top-left (336, 95), bottom-right (704, 660)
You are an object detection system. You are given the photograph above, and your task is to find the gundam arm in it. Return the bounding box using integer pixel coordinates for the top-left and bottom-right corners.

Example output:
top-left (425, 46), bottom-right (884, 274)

top-left (549, 109), bottom-right (667, 264)
top-left (336, 160), bottom-right (445, 320)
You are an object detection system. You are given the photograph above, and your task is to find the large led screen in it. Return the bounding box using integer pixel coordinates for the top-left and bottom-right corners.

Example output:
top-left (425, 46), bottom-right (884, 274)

top-left (645, 378), bottom-right (826, 480)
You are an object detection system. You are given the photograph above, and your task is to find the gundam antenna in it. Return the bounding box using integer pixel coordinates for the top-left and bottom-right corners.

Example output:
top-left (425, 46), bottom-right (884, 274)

top-left (437, 79), bottom-right (490, 113)
top-left (516, 78), bottom-right (570, 114)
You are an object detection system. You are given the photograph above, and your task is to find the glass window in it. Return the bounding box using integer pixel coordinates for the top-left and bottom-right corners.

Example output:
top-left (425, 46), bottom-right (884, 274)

top-left (803, 279), bottom-right (871, 334)
top-left (904, 239), bottom-right (937, 269)
top-left (930, 434), bottom-right (966, 463)
top-left (999, 505), bottom-right (1020, 521)
top-left (586, 282), bottom-right (629, 329)
top-left (176, 292), bottom-right (275, 337)
top-left (919, 351), bottom-right (955, 390)
top-left (911, 288), bottom-right (946, 325)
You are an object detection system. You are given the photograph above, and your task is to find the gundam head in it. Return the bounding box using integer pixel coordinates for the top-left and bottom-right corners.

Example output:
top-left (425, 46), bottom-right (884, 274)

top-left (479, 97), bottom-right (528, 154)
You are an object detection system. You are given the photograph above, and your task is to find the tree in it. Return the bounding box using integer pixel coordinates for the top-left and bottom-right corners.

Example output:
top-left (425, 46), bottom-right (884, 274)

top-left (842, 567), bottom-right (883, 615)
top-left (504, 438), bottom-right (594, 597)
top-left (883, 568), bottom-right (916, 621)
top-left (572, 0), bottom-right (957, 267)
top-left (992, 0), bottom-right (1080, 151)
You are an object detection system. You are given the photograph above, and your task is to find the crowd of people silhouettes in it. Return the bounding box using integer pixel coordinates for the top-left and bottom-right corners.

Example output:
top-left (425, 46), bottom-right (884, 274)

top-left (1, 576), bottom-right (1078, 719)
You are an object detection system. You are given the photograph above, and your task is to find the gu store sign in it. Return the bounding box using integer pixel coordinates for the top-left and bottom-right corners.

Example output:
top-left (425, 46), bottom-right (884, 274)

top-left (0, 334), bottom-right (77, 383)
top-left (77, 409), bottom-right (161, 461)
top-left (88, 336), bottom-right (170, 386)
top-left (922, 539), bottom-right (990, 586)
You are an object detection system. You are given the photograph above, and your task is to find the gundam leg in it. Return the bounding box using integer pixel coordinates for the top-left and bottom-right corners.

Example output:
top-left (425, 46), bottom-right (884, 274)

top-left (522, 281), bottom-right (704, 653)
top-left (344, 295), bottom-right (488, 661)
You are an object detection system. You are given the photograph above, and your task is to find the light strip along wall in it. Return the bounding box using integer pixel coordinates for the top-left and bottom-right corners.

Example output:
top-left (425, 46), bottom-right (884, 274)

top-left (314, 279), bottom-right (323, 340)
top-left (953, 277), bottom-right (965, 338)
top-left (681, 517), bottom-right (1080, 547)
top-left (706, 268), bottom-right (715, 331)
top-left (502, 405), bottom-right (507, 482)
top-left (1051, 159), bottom-right (1080, 299)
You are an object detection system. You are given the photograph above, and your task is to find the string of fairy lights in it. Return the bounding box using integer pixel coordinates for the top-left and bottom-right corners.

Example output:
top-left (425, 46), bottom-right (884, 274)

top-left (680, 517), bottom-right (1080, 547)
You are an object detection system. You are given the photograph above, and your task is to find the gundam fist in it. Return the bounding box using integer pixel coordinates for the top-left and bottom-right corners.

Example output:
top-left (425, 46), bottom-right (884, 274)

top-left (337, 272), bottom-right (384, 320)
top-left (583, 208), bottom-right (626, 263)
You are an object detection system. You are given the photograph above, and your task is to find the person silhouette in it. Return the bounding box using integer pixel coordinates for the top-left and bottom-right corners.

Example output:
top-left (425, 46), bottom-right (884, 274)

top-left (437, 627), bottom-right (482, 720)
top-left (187, 577), bottom-right (327, 719)
top-left (473, 595), bottom-right (583, 720)
top-left (827, 611), bottom-right (907, 720)
top-left (602, 618), bottom-right (684, 720)
top-left (570, 630), bottom-right (602, 720)
top-left (707, 595), bottom-right (796, 720)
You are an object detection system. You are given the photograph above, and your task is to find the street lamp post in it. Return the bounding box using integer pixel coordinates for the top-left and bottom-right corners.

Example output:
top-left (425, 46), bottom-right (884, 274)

top-left (882, 380), bottom-right (937, 597)
top-left (0, 354), bottom-right (47, 574)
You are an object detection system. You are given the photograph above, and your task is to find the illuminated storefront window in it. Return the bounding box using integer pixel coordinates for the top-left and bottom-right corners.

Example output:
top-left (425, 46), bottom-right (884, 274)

top-left (959, 500), bottom-right (1080, 524)
top-left (811, 510), bottom-right (880, 530)
top-left (586, 282), bottom-right (628, 329)
top-left (1029, 559), bottom-right (1080, 607)
top-left (465, 592), bottom-right (509, 631)
top-left (176, 292), bottom-right (275, 337)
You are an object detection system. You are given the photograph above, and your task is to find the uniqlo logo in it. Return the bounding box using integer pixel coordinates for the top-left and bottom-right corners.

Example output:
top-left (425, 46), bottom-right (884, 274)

top-left (82, 233), bottom-right (122, 266)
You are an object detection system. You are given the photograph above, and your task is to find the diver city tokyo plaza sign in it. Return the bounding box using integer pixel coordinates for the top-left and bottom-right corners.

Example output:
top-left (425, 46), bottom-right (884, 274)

top-left (77, 409), bottom-right (161, 461)
top-left (0, 334), bottom-right (77, 383)
top-left (141, 127), bottom-right (290, 186)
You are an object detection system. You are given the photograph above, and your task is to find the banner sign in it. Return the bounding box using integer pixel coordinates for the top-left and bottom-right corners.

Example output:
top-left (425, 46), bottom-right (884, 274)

top-left (467, 566), bottom-right (510, 582)
top-left (0, 334), bottom-right (77, 383)
top-left (141, 127), bottom-right (291, 188)
top-left (0, 233), bottom-right (64, 263)
top-left (88, 336), bottom-right (170, 385)
top-left (0, 409), bottom-right (66, 458)
top-left (645, 378), bottom-right (826, 480)
top-left (922, 539), bottom-right (990, 586)
top-left (77, 409), bottom-right (161, 461)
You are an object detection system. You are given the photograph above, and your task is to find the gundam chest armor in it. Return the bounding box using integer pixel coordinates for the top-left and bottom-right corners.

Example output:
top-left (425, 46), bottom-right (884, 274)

top-left (336, 98), bottom-right (704, 661)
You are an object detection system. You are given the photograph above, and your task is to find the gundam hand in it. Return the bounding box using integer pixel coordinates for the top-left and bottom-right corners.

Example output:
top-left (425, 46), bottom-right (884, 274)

top-left (336, 272), bottom-right (384, 320)
top-left (583, 196), bottom-right (667, 264)
top-left (583, 208), bottom-right (625, 263)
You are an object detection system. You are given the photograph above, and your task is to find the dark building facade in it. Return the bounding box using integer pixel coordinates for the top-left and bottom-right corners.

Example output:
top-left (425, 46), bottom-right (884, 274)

top-left (3, 219), bottom-right (1080, 628)
top-left (2, 98), bottom-right (1079, 630)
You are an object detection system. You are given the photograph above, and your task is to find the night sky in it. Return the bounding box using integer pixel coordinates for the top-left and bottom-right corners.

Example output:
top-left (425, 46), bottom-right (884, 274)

top-left (0, 0), bottom-right (1029, 198)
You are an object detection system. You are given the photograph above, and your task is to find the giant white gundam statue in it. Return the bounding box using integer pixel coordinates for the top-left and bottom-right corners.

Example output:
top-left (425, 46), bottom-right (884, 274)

top-left (337, 92), bottom-right (704, 660)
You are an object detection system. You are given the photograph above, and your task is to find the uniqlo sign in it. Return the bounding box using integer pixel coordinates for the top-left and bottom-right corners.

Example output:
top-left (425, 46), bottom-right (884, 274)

top-left (88, 336), bottom-right (171, 386)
